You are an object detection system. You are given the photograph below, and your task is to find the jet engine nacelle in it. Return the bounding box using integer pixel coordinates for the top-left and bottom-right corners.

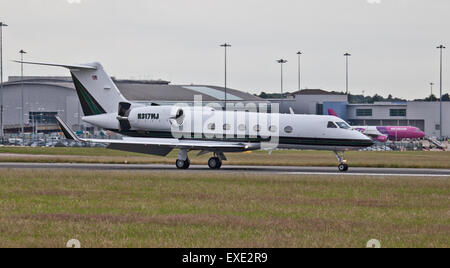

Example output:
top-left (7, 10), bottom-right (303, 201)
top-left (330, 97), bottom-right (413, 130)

top-left (128, 106), bottom-right (186, 131)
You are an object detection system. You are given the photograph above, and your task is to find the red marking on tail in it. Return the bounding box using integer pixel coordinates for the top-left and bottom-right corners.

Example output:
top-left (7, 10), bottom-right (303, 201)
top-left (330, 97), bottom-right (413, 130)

top-left (328, 108), bottom-right (338, 117)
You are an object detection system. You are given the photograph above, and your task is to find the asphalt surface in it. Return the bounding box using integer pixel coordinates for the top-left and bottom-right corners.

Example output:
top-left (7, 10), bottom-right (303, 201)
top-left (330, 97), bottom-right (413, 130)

top-left (0, 162), bottom-right (449, 177)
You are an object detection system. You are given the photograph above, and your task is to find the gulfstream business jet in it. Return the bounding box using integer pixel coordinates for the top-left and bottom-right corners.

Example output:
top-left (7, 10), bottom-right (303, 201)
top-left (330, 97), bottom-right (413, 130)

top-left (15, 61), bottom-right (374, 172)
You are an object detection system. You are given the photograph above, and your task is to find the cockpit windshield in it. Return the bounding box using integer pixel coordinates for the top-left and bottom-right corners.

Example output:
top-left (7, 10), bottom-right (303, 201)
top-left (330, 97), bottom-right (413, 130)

top-left (327, 122), bottom-right (338, 129)
top-left (336, 122), bottom-right (351, 129)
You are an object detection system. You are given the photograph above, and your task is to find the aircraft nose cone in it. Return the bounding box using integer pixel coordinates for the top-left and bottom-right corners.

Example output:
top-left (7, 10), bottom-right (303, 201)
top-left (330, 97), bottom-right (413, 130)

top-left (358, 133), bottom-right (375, 147)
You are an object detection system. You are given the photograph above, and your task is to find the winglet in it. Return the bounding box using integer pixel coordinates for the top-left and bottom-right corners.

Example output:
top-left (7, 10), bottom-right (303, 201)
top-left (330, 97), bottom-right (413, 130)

top-left (55, 115), bottom-right (82, 142)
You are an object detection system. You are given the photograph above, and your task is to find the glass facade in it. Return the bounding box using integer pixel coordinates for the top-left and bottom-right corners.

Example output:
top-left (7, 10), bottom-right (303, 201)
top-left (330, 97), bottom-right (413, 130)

top-left (356, 109), bottom-right (373, 117)
top-left (29, 112), bottom-right (58, 125)
top-left (390, 109), bottom-right (407, 117)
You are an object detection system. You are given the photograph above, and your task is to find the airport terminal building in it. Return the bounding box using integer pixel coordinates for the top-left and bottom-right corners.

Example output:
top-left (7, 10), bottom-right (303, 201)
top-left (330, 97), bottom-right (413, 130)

top-left (0, 76), bottom-right (266, 134)
top-left (0, 77), bottom-right (448, 139)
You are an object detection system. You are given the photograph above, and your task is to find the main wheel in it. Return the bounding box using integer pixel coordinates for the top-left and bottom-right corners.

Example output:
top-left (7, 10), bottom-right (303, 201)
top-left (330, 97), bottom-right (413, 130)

top-left (208, 157), bottom-right (222, 170)
top-left (183, 159), bottom-right (191, 169)
top-left (338, 164), bottom-right (349, 172)
top-left (176, 159), bottom-right (190, 169)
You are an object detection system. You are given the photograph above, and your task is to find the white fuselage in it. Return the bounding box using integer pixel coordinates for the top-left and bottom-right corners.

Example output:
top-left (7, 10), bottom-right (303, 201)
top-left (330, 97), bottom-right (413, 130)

top-left (83, 105), bottom-right (374, 152)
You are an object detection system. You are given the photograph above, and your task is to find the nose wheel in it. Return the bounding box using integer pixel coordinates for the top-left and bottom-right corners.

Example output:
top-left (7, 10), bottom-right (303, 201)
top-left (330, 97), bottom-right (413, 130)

top-left (338, 163), bottom-right (349, 172)
top-left (334, 151), bottom-right (349, 172)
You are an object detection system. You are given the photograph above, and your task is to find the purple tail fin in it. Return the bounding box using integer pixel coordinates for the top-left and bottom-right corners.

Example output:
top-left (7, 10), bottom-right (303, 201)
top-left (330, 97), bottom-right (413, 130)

top-left (328, 108), bottom-right (339, 117)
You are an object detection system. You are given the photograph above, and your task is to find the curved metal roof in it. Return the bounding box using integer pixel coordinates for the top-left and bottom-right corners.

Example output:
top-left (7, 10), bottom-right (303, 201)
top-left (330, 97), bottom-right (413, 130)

top-left (3, 77), bottom-right (264, 103)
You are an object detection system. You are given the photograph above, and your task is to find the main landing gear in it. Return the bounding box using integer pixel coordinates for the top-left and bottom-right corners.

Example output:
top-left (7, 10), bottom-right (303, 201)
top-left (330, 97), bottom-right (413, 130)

top-left (334, 151), bottom-right (349, 172)
top-left (176, 158), bottom-right (190, 169)
top-left (175, 150), bottom-right (226, 170)
top-left (208, 152), bottom-right (225, 170)
top-left (176, 149), bottom-right (191, 170)
top-left (208, 156), bottom-right (222, 170)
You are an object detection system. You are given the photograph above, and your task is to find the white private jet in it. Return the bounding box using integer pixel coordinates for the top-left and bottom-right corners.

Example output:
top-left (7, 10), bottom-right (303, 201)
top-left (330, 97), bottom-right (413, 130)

top-left (16, 61), bottom-right (374, 172)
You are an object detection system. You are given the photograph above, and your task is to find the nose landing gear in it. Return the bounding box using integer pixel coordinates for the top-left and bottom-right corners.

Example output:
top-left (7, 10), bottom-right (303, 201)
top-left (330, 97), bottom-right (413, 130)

top-left (334, 151), bottom-right (349, 172)
top-left (338, 163), bottom-right (349, 172)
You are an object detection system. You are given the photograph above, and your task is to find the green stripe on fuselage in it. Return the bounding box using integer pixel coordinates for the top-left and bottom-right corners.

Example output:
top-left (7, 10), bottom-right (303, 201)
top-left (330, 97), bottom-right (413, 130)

top-left (109, 129), bottom-right (373, 147)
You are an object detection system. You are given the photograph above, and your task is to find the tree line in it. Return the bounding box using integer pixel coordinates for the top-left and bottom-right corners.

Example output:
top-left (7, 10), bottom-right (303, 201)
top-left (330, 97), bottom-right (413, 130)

top-left (256, 92), bottom-right (450, 103)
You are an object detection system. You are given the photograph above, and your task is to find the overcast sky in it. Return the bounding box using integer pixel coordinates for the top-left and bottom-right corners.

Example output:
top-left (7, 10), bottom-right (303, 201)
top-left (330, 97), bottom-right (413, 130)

top-left (1, 0), bottom-right (449, 99)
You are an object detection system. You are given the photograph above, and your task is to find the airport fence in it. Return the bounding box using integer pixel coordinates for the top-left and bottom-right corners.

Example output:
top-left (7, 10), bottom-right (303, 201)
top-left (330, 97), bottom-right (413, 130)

top-left (0, 133), bottom-right (120, 148)
top-left (0, 134), bottom-right (447, 151)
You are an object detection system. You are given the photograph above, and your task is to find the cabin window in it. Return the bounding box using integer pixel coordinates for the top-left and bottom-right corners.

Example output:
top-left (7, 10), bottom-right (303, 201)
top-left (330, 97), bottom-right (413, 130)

top-left (208, 123), bottom-right (216, 130)
top-left (238, 124), bottom-right (246, 131)
top-left (284, 126), bottom-right (293, 134)
top-left (269, 125), bottom-right (278, 133)
top-left (336, 122), bottom-right (351, 129)
top-left (223, 124), bottom-right (231, 131)
top-left (327, 122), bottom-right (338, 129)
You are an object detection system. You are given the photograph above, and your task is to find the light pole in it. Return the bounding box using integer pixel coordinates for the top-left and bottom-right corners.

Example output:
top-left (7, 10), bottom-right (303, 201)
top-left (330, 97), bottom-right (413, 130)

top-left (220, 43), bottom-right (231, 109)
top-left (0, 22), bottom-right (8, 138)
top-left (277, 59), bottom-right (288, 112)
top-left (19, 49), bottom-right (27, 135)
top-left (296, 51), bottom-right (302, 91)
top-left (77, 103), bottom-right (81, 129)
top-left (437, 45), bottom-right (446, 139)
top-left (344, 53), bottom-right (351, 96)
top-left (430, 82), bottom-right (434, 98)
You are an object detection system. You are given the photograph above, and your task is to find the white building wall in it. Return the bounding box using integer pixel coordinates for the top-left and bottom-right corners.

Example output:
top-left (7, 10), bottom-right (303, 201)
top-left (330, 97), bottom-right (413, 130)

top-left (347, 102), bottom-right (449, 138)
top-left (2, 84), bottom-right (82, 129)
top-left (347, 104), bottom-right (407, 122)
top-left (407, 102), bottom-right (450, 138)
top-left (271, 94), bottom-right (348, 114)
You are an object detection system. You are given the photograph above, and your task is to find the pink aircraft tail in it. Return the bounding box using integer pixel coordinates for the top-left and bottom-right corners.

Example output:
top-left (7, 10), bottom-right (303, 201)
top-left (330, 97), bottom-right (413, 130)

top-left (328, 108), bottom-right (339, 117)
top-left (376, 135), bottom-right (388, 143)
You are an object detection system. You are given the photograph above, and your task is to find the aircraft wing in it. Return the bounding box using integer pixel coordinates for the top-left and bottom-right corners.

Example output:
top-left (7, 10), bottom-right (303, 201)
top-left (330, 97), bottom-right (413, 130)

top-left (80, 136), bottom-right (251, 150)
top-left (56, 116), bottom-right (254, 155)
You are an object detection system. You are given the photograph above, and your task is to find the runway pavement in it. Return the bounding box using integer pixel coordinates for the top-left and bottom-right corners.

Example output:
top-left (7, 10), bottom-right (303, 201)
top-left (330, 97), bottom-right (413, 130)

top-left (0, 162), bottom-right (449, 177)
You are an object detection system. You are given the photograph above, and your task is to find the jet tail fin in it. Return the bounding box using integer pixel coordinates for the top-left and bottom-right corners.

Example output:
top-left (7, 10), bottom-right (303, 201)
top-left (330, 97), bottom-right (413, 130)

top-left (55, 115), bottom-right (83, 142)
top-left (14, 60), bottom-right (128, 116)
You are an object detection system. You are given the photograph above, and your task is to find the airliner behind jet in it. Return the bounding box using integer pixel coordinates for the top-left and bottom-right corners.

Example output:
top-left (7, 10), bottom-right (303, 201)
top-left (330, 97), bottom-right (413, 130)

top-left (328, 109), bottom-right (425, 142)
top-left (16, 61), bottom-right (374, 172)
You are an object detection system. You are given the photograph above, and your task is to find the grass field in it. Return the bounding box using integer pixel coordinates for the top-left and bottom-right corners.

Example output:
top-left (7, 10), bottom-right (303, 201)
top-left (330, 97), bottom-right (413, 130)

top-left (1, 147), bottom-right (450, 169)
top-left (0, 169), bottom-right (448, 248)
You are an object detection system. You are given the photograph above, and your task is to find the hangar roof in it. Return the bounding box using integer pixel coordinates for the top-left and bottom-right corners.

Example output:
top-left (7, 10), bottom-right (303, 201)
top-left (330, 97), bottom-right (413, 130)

top-left (5, 76), bottom-right (264, 103)
top-left (290, 89), bottom-right (346, 96)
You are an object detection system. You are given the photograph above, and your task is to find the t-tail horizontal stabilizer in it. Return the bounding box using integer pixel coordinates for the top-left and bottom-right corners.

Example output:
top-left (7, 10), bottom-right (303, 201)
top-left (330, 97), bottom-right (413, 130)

top-left (13, 61), bottom-right (97, 70)
top-left (55, 115), bottom-right (82, 142)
